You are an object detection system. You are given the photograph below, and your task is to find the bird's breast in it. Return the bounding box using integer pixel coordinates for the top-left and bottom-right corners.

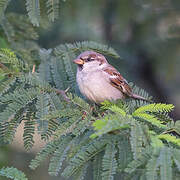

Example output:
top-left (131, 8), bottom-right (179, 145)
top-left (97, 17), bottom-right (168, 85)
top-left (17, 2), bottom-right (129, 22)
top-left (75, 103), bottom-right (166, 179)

top-left (76, 70), bottom-right (124, 103)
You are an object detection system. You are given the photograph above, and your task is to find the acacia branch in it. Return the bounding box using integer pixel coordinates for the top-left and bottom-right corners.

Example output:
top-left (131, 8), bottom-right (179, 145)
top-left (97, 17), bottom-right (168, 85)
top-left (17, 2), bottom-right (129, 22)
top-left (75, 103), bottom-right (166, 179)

top-left (54, 88), bottom-right (70, 102)
top-left (31, 64), bottom-right (70, 103)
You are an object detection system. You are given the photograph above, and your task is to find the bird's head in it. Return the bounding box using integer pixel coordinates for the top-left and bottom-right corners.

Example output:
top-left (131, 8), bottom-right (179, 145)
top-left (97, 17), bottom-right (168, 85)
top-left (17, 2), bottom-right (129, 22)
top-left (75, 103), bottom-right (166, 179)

top-left (73, 51), bottom-right (108, 70)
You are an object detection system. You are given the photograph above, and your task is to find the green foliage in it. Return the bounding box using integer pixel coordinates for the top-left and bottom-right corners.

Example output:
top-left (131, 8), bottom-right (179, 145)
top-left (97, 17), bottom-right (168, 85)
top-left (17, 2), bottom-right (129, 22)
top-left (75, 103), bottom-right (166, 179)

top-left (0, 88), bottom-right (38, 122)
top-left (0, 42), bottom-right (179, 180)
top-left (25, 0), bottom-right (40, 26)
top-left (23, 108), bottom-right (35, 151)
top-left (0, 0), bottom-right (179, 180)
top-left (93, 152), bottom-right (104, 180)
top-left (133, 103), bottom-right (174, 114)
top-left (125, 146), bottom-right (180, 180)
top-left (0, 48), bottom-right (28, 80)
top-left (130, 122), bottom-right (146, 160)
top-left (146, 155), bottom-right (159, 180)
top-left (132, 103), bottom-right (174, 129)
top-left (35, 92), bottom-right (50, 133)
top-left (173, 148), bottom-right (180, 171)
top-left (117, 136), bottom-right (133, 172)
top-left (0, 0), bottom-right (67, 26)
top-left (90, 113), bottom-right (131, 138)
top-left (158, 134), bottom-right (180, 147)
top-left (48, 136), bottom-right (72, 176)
top-left (91, 94), bottom-right (180, 179)
top-left (0, 0), bottom-right (10, 21)
top-left (0, 167), bottom-right (28, 180)
top-left (46, 0), bottom-right (60, 22)
top-left (159, 147), bottom-right (172, 180)
top-left (54, 41), bottom-right (120, 58)
top-left (29, 137), bottom-right (64, 170)
top-left (0, 13), bottom-right (40, 70)
top-left (102, 143), bottom-right (117, 180)
top-left (62, 135), bottom-right (109, 178)
top-left (91, 100), bottom-right (175, 138)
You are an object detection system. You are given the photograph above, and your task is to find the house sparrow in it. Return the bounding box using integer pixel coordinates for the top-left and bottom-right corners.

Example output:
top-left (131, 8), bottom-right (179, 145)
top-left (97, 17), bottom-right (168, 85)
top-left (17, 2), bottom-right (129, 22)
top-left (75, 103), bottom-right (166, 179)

top-left (73, 51), bottom-right (148, 103)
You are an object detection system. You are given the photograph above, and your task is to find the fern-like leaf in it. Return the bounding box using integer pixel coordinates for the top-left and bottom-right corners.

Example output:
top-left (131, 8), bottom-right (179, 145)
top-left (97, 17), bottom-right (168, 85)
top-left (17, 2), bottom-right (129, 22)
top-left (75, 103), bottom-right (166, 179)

top-left (102, 143), bottom-right (118, 180)
top-left (173, 148), bottom-right (180, 171)
top-left (35, 92), bottom-right (50, 134)
top-left (93, 152), bottom-right (104, 180)
top-left (46, 0), bottom-right (59, 21)
top-left (0, 108), bottom-right (24, 144)
top-left (0, 77), bottom-right (17, 96)
top-left (0, 122), bottom-right (8, 144)
top-left (54, 41), bottom-right (120, 58)
top-left (50, 56), bottom-right (67, 90)
top-left (133, 103), bottom-right (174, 115)
top-left (23, 108), bottom-right (35, 151)
top-left (48, 136), bottom-right (72, 176)
top-left (68, 93), bottom-right (92, 113)
top-left (41, 119), bottom-right (59, 140)
top-left (125, 149), bottom-right (151, 174)
top-left (38, 49), bottom-right (53, 82)
top-left (0, 167), bottom-right (28, 180)
top-left (73, 163), bottom-right (88, 180)
top-left (133, 113), bottom-right (166, 129)
top-left (1, 16), bottom-right (15, 41)
top-left (91, 113), bottom-right (131, 138)
top-left (146, 156), bottom-right (159, 180)
top-left (62, 136), bottom-right (108, 178)
top-left (29, 137), bottom-right (63, 170)
top-left (68, 41), bottom-right (120, 58)
top-left (25, 0), bottom-right (40, 26)
top-left (0, 88), bottom-right (38, 122)
top-left (158, 134), bottom-right (180, 147)
top-left (52, 49), bottom-right (77, 91)
top-left (117, 136), bottom-right (133, 171)
top-left (62, 51), bottom-right (77, 89)
top-left (159, 147), bottom-right (172, 180)
top-left (108, 105), bottom-right (127, 116)
top-left (0, 48), bottom-right (27, 74)
top-left (130, 121), bottom-right (145, 160)
top-left (0, 0), bottom-right (10, 21)
top-left (46, 109), bottom-right (81, 137)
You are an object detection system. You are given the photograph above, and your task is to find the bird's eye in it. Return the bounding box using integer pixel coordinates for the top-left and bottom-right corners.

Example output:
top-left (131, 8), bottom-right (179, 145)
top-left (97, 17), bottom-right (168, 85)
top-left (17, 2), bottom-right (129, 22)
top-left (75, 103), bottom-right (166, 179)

top-left (86, 58), bottom-right (91, 61)
top-left (86, 57), bottom-right (94, 62)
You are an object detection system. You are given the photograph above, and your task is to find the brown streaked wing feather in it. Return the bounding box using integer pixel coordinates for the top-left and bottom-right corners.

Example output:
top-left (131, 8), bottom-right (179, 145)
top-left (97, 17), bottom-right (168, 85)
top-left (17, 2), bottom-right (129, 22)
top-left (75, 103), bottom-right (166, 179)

top-left (103, 66), bottom-right (133, 97)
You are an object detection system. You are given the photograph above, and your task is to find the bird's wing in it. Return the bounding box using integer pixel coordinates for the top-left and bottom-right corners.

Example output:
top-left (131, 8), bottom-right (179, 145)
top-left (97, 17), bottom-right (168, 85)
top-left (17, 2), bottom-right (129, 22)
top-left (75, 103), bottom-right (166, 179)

top-left (103, 66), bottom-right (132, 97)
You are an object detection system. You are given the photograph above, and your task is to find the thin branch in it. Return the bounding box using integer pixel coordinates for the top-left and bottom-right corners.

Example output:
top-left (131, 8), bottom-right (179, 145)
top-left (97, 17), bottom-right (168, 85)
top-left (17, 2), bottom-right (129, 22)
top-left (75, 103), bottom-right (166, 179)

top-left (32, 64), bottom-right (36, 74)
top-left (54, 88), bottom-right (70, 102)
top-left (65, 87), bottom-right (70, 93)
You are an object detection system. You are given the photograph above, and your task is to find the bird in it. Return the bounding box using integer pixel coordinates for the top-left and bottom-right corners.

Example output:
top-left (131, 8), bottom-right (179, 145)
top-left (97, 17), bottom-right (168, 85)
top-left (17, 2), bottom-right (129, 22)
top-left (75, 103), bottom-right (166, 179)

top-left (73, 51), bottom-right (149, 103)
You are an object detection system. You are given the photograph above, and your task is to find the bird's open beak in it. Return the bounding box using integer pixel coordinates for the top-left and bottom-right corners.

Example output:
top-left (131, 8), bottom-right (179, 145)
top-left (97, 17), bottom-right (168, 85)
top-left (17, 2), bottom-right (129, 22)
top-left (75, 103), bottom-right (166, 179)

top-left (73, 59), bottom-right (84, 65)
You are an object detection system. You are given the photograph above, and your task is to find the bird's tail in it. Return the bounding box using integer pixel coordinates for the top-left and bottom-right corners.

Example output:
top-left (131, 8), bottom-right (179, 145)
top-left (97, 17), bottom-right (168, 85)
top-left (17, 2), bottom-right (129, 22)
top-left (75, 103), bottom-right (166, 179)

top-left (131, 93), bottom-right (152, 102)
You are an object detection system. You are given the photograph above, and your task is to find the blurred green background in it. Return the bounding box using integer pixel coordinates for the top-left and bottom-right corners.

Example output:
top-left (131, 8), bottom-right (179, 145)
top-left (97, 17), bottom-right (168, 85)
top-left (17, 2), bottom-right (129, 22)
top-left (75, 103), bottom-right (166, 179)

top-left (0, 0), bottom-right (180, 179)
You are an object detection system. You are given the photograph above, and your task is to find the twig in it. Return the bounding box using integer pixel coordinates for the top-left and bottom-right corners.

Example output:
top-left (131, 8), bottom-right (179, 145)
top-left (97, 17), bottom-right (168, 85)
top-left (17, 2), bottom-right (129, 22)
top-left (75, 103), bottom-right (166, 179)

top-left (54, 88), bottom-right (70, 102)
top-left (65, 87), bottom-right (70, 93)
top-left (32, 64), bottom-right (36, 74)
